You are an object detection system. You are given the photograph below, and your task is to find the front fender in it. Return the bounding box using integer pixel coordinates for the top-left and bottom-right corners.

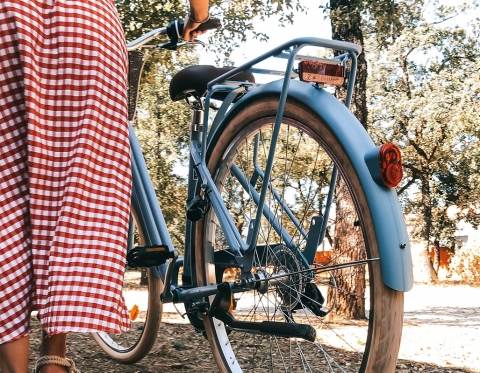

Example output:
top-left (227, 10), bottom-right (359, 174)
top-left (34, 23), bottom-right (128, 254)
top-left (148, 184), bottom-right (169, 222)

top-left (214, 79), bottom-right (413, 292)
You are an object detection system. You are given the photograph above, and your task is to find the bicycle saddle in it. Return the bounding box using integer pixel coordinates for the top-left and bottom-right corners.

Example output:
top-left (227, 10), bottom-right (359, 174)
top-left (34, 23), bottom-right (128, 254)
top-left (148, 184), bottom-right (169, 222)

top-left (169, 65), bottom-right (255, 102)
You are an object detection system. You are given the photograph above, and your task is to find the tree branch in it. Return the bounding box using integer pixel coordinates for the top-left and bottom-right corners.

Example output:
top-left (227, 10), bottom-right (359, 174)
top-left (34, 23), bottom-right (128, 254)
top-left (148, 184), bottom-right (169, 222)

top-left (409, 138), bottom-right (429, 160)
top-left (398, 177), bottom-right (417, 195)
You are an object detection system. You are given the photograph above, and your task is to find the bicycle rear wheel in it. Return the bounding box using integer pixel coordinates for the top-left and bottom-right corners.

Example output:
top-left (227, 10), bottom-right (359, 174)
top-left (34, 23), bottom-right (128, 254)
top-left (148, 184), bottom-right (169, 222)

top-left (92, 205), bottom-right (163, 363)
top-left (195, 96), bottom-right (403, 372)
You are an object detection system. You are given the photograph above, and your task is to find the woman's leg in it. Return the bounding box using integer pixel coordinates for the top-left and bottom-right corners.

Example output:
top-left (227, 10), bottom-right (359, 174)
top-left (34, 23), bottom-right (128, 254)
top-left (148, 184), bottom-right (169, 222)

top-left (0, 336), bottom-right (29, 373)
top-left (38, 333), bottom-right (68, 373)
top-left (40, 332), bottom-right (67, 357)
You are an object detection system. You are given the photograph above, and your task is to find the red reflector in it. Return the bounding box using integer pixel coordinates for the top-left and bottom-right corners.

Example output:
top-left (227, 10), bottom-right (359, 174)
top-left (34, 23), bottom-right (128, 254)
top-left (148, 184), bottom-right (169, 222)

top-left (379, 143), bottom-right (403, 188)
top-left (298, 61), bottom-right (344, 86)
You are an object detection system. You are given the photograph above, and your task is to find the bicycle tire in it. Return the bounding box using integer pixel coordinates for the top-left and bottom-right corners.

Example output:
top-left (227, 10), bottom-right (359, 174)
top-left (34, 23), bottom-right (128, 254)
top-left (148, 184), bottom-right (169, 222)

top-left (91, 206), bottom-right (163, 364)
top-left (195, 96), bottom-right (403, 372)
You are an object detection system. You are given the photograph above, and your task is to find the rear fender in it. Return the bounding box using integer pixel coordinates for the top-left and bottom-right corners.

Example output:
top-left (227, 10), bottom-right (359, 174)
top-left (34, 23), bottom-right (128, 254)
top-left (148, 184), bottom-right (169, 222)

top-left (211, 79), bottom-right (413, 292)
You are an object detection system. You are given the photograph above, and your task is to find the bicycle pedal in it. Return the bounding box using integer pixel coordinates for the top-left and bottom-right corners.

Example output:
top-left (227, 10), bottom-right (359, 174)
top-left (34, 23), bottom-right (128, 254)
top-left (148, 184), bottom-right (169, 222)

top-left (127, 245), bottom-right (175, 268)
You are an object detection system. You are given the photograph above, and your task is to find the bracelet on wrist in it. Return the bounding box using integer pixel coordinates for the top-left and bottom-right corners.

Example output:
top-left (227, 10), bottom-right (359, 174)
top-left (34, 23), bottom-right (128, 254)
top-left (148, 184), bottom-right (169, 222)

top-left (188, 11), bottom-right (210, 24)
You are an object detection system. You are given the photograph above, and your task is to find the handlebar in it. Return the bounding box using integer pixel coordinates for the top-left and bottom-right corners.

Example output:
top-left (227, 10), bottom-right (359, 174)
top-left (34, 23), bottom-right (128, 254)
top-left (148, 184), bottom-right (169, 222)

top-left (126, 18), bottom-right (221, 52)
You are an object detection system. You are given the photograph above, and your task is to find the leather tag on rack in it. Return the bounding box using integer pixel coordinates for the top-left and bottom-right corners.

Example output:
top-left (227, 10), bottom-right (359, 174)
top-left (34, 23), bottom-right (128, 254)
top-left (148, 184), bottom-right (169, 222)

top-left (298, 61), bottom-right (344, 86)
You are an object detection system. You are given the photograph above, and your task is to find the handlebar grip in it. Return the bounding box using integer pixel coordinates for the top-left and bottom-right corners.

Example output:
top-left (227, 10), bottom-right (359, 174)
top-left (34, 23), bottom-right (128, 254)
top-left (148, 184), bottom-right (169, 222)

top-left (167, 18), bottom-right (221, 44)
top-left (193, 18), bottom-right (222, 33)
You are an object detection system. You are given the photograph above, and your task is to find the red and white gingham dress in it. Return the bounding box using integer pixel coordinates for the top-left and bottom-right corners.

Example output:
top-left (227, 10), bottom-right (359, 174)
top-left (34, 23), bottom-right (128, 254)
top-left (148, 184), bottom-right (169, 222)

top-left (0, 0), bottom-right (132, 343)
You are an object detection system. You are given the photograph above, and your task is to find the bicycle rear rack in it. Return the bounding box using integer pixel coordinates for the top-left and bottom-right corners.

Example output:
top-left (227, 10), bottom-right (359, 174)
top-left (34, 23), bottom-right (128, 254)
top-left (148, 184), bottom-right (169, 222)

top-left (191, 38), bottom-right (361, 262)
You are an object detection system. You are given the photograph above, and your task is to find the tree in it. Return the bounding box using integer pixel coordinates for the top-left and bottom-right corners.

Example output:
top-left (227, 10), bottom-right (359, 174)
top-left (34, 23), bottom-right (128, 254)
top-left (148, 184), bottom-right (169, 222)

top-left (368, 2), bottom-right (480, 281)
top-left (324, 0), bottom-right (425, 315)
top-left (324, 0), bottom-right (379, 319)
top-left (117, 0), bottom-right (304, 62)
top-left (207, 0), bottom-right (305, 63)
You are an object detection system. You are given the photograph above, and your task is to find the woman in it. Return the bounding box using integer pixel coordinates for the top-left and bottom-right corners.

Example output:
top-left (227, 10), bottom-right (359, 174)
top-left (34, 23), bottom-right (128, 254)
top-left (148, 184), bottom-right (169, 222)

top-left (0, 1), bottom-right (209, 372)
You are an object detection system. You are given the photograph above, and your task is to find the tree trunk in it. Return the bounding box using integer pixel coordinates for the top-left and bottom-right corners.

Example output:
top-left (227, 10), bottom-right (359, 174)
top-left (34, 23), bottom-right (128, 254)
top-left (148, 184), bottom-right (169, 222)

top-left (425, 248), bottom-right (439, 283)
top-left (432, 240), bottom-right (441, 273)
top-left (420, 173), bottom-right (439, 283)
top-left (328, 0), bottom-right (368, 319)
top-left (330, 0), bottom-right (368, 127)
top-left (332, 178), bottom-right (366, 319)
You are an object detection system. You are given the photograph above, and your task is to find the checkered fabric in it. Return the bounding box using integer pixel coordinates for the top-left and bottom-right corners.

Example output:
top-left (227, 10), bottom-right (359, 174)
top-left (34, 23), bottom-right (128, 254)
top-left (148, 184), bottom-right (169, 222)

top-left (0, 0), bottom-right (132, 343)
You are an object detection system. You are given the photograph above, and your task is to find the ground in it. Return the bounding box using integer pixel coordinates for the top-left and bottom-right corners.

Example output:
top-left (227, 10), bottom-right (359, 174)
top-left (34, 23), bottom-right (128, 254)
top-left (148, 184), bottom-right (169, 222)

top-left (26, 283), bottom-right (480, 373)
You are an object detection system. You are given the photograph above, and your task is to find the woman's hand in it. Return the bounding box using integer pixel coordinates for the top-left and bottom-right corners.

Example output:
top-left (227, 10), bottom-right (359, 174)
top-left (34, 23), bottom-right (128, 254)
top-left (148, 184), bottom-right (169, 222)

top-left (182, 14), bottom-right (209, 42)
top-left (183, 0), bottom-right (209, 42)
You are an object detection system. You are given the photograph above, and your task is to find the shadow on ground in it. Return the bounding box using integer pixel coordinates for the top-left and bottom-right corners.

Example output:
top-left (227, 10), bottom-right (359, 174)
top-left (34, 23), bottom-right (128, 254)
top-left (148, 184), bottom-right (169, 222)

top-left (28, 318), bottom-right (476, 373)
top-left (404, 306), bottom-right (480, 327)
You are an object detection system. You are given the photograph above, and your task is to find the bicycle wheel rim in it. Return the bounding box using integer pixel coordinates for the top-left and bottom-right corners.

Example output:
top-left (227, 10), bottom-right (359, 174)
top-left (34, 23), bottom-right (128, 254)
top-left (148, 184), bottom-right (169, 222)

top-left (196, 96), bottom-right (403, 372)
top-left (92, 207), bottom-right (163, 363)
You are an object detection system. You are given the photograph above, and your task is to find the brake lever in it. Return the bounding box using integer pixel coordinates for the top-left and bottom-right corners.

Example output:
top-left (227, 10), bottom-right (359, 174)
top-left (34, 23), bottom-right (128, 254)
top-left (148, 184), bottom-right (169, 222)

top-left (179, 39), bottom-right (207, 48)
top-left (157, 39), bottom-right (206, 51)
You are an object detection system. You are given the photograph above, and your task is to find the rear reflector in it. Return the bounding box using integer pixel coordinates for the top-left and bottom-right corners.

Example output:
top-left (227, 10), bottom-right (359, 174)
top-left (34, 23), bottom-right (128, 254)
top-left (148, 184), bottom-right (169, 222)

top-left (379, 143), bottom-right (403, 188)
top-left (298, 61), bottom-right (345, 86)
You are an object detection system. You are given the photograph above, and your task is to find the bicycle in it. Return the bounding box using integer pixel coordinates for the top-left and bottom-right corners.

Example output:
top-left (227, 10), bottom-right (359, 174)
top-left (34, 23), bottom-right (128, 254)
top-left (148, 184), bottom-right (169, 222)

top-left (92, 19), bottom-right (414, 373)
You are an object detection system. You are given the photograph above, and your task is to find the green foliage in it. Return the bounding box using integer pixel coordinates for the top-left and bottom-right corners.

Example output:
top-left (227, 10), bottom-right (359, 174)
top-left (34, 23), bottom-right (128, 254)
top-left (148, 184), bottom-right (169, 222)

top-left (324, 0), bottom-right (424, 47)
top-left (117, 0), bottom-right (184, 40)
top-left (367, 1), bottom-right (480, 248)
top-left (448, 243), bottom-right (480, 283)
top-left (117, 0), bottom-right (304, 63)
top-left (205, 0), bottom-right (305, 64)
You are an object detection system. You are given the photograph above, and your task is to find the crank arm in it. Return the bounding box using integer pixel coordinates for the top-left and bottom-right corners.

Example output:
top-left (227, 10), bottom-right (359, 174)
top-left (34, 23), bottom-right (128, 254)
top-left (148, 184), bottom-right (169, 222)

top-left (211, 307), bottom-right (316, 342)
top-left (208, 282), bottom-right (316, 342)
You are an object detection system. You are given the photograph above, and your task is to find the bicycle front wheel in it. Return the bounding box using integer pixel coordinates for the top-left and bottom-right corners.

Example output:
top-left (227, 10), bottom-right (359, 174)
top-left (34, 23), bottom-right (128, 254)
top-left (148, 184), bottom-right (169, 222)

top-left (196, 97), bottom-right (403, 372)
top-left (92, 205), bottom-right (163, 363)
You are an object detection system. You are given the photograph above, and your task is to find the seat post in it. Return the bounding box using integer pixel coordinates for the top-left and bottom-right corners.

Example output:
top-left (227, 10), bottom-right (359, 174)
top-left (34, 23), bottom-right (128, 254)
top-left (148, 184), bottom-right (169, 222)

top-left (182, 108), bottom-right (204, 286)
top-left (190, 109), bottom-right (204, 133)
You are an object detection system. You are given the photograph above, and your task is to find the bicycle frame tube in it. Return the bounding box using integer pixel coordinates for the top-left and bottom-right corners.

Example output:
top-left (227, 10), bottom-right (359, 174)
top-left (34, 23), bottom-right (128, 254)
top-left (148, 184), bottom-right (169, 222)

top-left (189, 140), bottom-right (245, 256)
top-left (228, 163), bottom-right (296, 248)
top-left (243, 47), bottom-right (298, 252)
top-left (130, 123), bottom-right (176, 279)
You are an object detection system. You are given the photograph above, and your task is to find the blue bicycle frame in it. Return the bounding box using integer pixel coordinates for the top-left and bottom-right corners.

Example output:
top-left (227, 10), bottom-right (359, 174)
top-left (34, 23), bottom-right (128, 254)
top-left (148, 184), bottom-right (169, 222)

top-left (129, 36), bottom-right (413, 299)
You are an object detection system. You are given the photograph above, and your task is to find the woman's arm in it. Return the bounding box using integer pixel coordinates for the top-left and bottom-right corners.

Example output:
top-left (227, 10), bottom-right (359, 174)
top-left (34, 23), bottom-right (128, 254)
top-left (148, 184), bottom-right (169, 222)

top-left (183, 0), bottom-right (210, 41)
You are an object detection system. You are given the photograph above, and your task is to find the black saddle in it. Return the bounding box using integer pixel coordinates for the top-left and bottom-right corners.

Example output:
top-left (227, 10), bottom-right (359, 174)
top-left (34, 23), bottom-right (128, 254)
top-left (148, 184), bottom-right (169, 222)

top-left (169, 65), bottom-right (255, 102)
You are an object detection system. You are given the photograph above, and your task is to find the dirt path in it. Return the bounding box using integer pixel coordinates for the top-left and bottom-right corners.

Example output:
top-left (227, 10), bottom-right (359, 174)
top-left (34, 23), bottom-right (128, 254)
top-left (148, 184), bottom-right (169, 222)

top-left (398, 284), bottom-right (480, 372)
top-left (27, 284), bottom-right (480, 372)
